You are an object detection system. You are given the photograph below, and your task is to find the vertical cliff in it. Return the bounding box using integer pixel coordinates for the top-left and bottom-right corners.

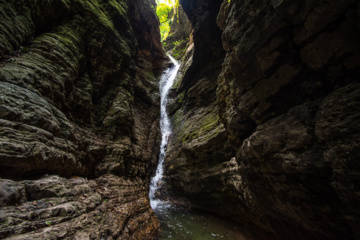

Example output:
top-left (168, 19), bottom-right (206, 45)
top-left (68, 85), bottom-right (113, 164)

top-left (0, 0), bottom-right (167, 239)
top-left (165, 0), bottom-right (360, 239)
top-left (164, 0), bottom-right (234, 208)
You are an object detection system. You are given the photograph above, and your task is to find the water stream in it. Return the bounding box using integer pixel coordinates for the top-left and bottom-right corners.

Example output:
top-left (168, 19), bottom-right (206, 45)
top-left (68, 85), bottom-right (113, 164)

top-left (149, 55), bottom-right (180, 209)
top-left (149, 56), bottom-right (254, 240)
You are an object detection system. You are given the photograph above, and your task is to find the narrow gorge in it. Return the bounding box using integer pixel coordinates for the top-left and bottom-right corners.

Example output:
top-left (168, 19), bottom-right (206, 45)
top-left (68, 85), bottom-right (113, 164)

top-left (1, 0), bottom-right (360, 239)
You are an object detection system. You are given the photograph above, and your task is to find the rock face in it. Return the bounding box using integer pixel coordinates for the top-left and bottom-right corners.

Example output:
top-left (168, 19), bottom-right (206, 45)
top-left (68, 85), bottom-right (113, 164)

top-left (0, 174), bottom-right (158, 239)
top-left (164, 0), bottom-right (232, 206)
top-left (165, 0), bottom-right (360, 239)
top-left (0, 0), bottom-right (166, 239)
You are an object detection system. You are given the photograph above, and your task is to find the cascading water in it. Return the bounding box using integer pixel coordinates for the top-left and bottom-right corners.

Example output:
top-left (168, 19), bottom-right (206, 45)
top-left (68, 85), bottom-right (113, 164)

top-left (149, 55), bottom-right (180, 209)
top-left (149, 55), bottom-right (252, 239)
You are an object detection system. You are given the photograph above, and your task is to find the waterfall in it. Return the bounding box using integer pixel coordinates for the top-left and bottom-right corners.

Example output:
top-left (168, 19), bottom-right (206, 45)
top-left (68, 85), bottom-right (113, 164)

top-left (147, 57), bottom-right (252, 240)
top-left (149, 55), bottom-right (180, 209)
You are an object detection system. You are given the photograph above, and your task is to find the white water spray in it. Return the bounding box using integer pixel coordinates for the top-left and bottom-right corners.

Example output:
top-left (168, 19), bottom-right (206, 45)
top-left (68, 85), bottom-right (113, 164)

top-left (150, 55), bottom-right (180, 209)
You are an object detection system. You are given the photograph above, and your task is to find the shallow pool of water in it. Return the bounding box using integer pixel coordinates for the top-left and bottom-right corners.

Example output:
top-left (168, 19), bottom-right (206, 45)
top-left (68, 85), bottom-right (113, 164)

top-left (154, 202), bottom-right (257, 240)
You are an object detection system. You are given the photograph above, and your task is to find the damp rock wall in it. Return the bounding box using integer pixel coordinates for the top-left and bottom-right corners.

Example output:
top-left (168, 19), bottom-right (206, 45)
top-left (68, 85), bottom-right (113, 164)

top-left (165, 0), bottom-right (360, 239)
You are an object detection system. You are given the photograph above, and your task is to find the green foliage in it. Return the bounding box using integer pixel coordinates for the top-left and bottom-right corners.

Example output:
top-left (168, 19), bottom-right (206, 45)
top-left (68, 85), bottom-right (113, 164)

top-left (156, 3), bottom-right (171, 24)
top-left (175, 0), bottom-right (180, 23)
top-left (156, 3), bottom-right (172, 41)
top-left (170, 39), bottom-right (187, 60)
top-left (173, 40), bottom-right (183, 46)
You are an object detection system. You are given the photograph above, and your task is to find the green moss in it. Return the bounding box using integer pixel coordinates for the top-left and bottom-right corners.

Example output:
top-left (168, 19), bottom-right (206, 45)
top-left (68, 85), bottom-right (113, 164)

top-left (43, 24), bottom-right (81, 49)
top-left (33, 0), bottom-right (71, 9)
top-left (172, 108), bottom-right (184, 130)
top-left (143, 69), bottom-right (156, 83)
top-left (33, 0), bottom-right (127, 35)
top-left (181, 111), bottom-right (221, 143)
top-left (80, 0), bottom-right (116, 31)
top-left (171, 75), bottom-right (181, 90)
top-left (177, 91), bottom-right (185, 103)
top-left (104, 87), bottom-right (134, 130)
top-left (0, 0), bottom-right (130, 57)
top-left (108, 0), bottom-right (126, 16)
top-left (31, 23), bottom-right (81, 71)
top-left (0, 0), bottom-right (34, 55)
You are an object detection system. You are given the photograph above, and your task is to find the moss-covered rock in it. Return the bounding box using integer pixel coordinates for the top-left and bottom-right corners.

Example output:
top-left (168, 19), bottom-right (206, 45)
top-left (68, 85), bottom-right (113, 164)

top-left (165, 0), bottom-right (360, 239)
top-left (0, 0), bottom-right (166, 238)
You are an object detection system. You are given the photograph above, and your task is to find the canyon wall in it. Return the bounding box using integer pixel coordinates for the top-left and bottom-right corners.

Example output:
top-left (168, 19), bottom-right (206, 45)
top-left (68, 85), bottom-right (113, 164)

top-left (0, 0), bottom-right (166, 239)
top-left (165, 0), bottom-right (360, 239)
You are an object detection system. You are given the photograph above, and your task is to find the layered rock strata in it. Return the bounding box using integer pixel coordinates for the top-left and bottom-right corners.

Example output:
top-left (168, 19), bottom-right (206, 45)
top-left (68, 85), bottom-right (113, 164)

top-left (165, 0), bottom-right (360, 239)
top-left (0, 0), bottom-right (166, 238)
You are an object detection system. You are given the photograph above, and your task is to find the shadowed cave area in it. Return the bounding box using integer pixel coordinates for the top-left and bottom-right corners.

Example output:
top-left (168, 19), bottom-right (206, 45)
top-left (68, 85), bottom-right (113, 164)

top-left (0, 0), bottom-right (360, 239)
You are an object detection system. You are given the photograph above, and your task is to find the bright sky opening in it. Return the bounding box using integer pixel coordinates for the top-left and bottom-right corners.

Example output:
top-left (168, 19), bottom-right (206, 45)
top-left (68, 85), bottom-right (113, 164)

top-left (156, 0), bottom-right (176, 7)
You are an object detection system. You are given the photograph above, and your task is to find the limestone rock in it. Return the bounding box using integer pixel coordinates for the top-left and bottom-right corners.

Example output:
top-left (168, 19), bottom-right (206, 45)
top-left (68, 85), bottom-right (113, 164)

top-left (165, 0), bottom-right (360, 239)
top-left (0, 0), bottom-right (165, 238)
top-left (0, 174), bottom-right (159, 239)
